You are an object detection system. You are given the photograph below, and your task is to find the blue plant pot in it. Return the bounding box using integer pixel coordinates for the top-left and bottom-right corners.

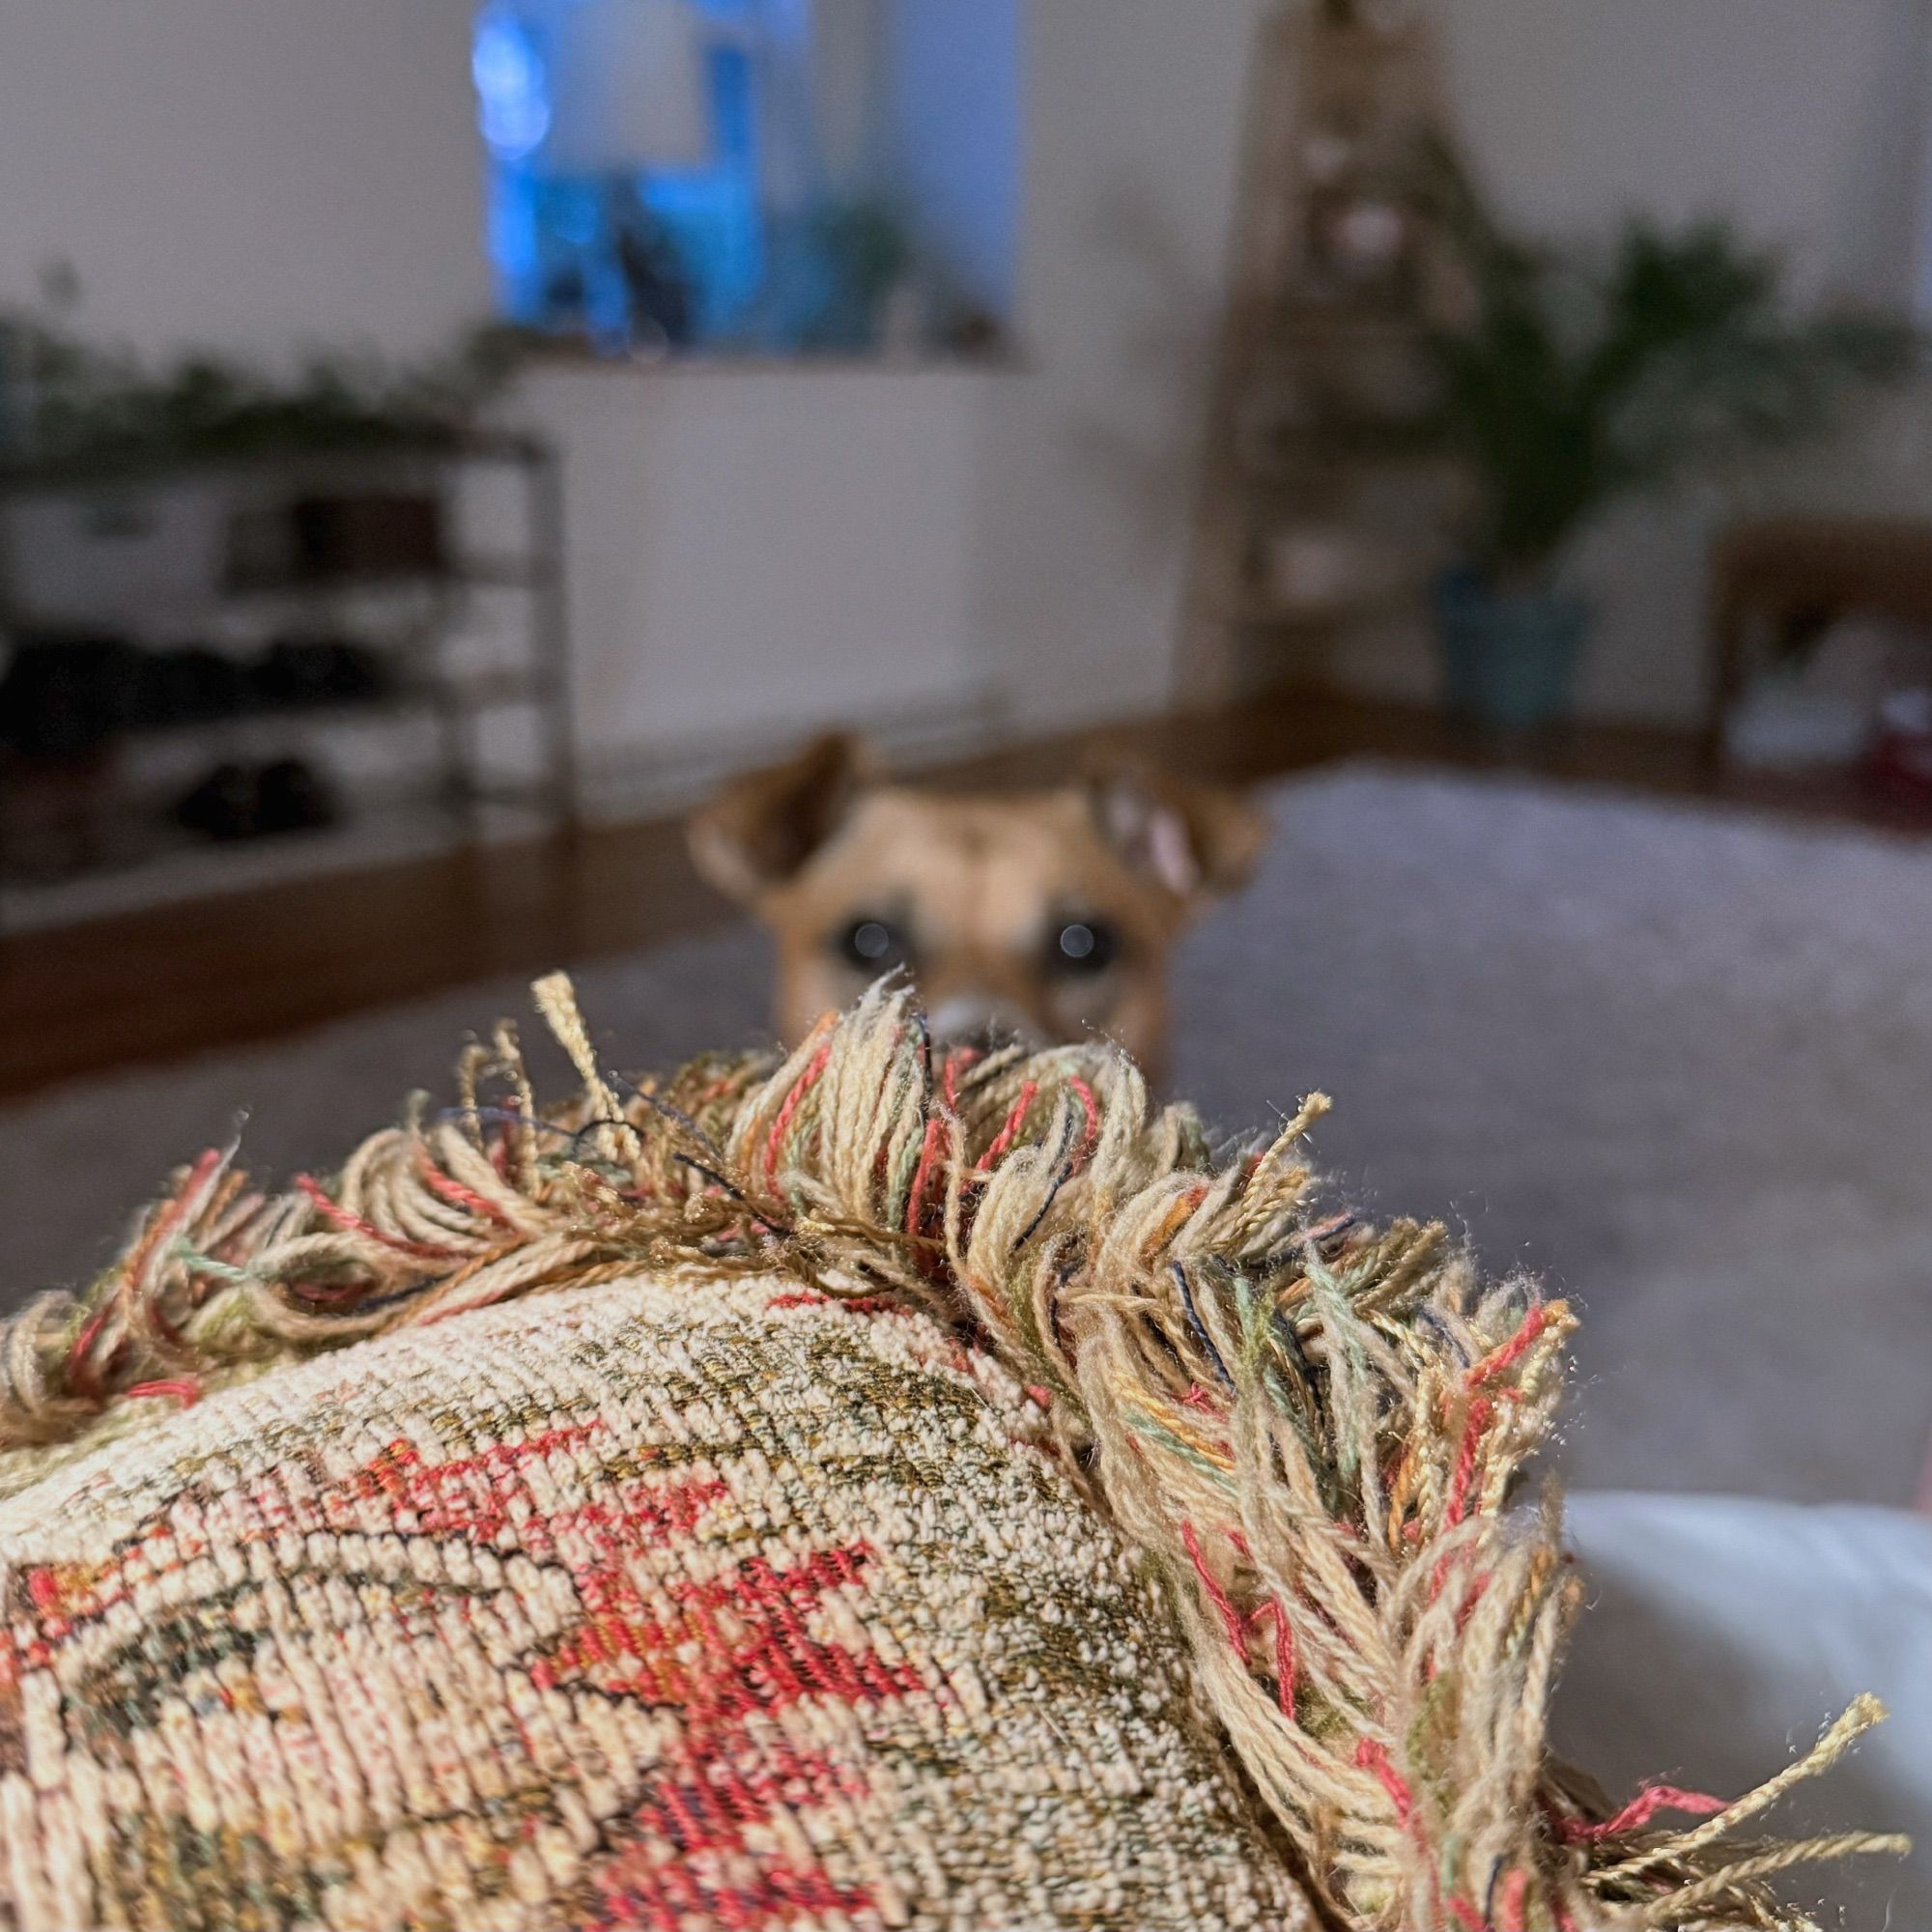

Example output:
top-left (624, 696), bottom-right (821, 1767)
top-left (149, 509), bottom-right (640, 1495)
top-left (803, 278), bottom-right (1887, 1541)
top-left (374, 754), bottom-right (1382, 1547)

top-left (1434, 568), bottom-right (1591, 734)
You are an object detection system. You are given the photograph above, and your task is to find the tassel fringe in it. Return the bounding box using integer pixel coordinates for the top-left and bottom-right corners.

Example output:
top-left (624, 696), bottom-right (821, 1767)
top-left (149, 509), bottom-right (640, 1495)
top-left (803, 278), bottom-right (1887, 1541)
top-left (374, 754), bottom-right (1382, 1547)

top-left (0, 975), bottom-right (1905, 1929)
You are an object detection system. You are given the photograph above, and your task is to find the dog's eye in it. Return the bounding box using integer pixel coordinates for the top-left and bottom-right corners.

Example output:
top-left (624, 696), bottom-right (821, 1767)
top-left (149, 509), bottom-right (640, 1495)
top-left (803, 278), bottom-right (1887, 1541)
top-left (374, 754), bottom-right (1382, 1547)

top-left (1051, 919), bottom-right (1118, 975)
top-left (838, 918), bottom-right (911, 972)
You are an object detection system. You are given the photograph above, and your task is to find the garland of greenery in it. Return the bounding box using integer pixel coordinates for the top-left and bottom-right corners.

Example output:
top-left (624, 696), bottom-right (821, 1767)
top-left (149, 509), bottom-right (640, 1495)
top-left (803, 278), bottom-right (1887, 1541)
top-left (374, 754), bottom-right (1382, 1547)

top-left (0, 270), bottom-right (526, 478)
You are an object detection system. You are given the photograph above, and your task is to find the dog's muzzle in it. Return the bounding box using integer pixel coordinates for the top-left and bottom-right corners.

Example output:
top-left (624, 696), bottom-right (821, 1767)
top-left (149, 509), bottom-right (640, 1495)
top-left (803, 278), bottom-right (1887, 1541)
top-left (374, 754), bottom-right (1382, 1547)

top-left (923, 996), bottom-right (1037, 1057)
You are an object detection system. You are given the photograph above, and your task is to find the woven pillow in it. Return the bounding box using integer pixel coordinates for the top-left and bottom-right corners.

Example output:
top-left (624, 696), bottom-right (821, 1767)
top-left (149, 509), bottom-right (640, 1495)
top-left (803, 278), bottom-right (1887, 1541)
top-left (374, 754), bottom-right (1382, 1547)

top-left (0, 979), bottom-right (1901, 1931)
top-left (0, 1272), bottom-right (1307, 1931)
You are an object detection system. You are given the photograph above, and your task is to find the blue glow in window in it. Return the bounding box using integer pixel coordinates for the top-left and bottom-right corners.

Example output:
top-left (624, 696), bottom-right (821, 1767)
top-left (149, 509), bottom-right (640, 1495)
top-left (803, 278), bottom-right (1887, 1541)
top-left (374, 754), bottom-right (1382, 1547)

top-left (471, 0), bottom-right (978, 357)
top-left (472, 9), bottom-right (549, 162)
top-left (475, 3), bottom-right (762, 349)
top-left (639, 44), bottom-right (762, 338)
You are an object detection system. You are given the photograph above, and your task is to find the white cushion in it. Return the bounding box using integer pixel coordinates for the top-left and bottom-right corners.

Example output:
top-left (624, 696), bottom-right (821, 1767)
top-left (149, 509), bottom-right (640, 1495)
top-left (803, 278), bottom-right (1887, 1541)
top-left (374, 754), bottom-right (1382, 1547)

top-left (1560, 1492), bottom-right (1931, 1930)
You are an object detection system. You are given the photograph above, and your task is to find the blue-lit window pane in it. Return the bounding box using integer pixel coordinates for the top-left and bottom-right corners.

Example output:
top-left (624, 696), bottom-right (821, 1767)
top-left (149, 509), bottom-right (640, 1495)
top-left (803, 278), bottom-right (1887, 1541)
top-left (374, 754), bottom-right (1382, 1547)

top-left (470, 0), bottom-right (1001, 357)
top-left (475, 3), bottom-right (766, 350)
top-left (638, 46), bottom-right (761, 338)
top-left (709, 39), bottom-right (754, 163)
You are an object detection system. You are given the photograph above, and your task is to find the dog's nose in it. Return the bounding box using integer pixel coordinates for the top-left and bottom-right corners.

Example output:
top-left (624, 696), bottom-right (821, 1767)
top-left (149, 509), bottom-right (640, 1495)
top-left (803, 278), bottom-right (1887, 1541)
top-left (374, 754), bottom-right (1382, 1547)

top-left (924, 995), bottom-right (1036, 1055)
top-left (947, 1018), bottom-right (1023, 1058)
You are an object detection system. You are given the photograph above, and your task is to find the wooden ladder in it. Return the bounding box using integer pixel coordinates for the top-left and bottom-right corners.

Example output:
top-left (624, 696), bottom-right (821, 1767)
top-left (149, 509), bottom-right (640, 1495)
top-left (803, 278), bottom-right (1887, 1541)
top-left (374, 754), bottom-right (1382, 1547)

top-left (1178, 0), bottom-right (1453, 708)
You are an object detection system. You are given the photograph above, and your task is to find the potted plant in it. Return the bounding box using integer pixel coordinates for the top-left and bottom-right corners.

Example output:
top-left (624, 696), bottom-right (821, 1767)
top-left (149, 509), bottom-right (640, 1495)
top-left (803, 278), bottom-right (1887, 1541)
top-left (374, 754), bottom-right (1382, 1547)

top-left (1409, 145), bottom-right (1915, 732)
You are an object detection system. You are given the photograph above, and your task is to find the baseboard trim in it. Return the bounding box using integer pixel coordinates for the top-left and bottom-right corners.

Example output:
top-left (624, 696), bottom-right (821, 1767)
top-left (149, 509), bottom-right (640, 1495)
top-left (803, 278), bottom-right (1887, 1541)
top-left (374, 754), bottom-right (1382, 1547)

top-left (576, 684), bottom-right (1022, 821)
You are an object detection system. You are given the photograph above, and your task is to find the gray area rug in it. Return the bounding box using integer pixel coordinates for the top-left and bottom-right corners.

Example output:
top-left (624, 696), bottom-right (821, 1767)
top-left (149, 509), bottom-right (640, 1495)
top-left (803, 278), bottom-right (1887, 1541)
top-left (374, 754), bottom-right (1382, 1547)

top-left (6, 761), bottom-right (1929, 1506)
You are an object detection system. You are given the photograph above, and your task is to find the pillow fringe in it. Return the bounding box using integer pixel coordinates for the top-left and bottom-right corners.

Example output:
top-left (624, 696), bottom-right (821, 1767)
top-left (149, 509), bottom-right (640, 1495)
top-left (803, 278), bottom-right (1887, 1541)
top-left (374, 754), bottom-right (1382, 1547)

top-left (0, 973), bottom-right (1904, 1929)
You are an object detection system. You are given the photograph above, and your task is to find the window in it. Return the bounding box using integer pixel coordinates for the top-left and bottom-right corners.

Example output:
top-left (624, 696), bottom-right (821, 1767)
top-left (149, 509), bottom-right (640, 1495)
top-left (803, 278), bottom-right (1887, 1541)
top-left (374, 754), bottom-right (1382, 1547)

top-left (471, 0), bottom-right (1020, 360)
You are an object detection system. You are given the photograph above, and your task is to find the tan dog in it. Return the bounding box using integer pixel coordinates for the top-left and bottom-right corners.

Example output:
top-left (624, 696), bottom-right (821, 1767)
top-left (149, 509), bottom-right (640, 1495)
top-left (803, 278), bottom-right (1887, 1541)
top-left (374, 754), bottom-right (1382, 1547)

top-left (688, 734), bottom-right (1266, 1077)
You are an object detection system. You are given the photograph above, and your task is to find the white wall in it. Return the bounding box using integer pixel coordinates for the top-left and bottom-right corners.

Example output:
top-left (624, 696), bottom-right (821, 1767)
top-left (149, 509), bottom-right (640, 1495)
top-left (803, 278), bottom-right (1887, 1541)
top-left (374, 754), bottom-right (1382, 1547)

top-left (844, 0), bottom-right (1932, 737)
top-left (1331, 0), bottom-right (1932, 723)
top-left (3, 0), bottom-right (1928, 765)
top-left (882, 0), bottom-right (1026, 321)
top-left (0, 0), bottom-right (489, 361)
top-left (525, 359), bottom-right (994, 793)
top-left (530, 0), bottom-right (1265, 775)
top-left (0, 0), bottom-right (1009, 804)
top-left (1445, 1), bottom-right (1931, 305)
top-left (0, 0), bottom-right (1264, 785)
top-left (969, 0), bottom-right (1264, 729)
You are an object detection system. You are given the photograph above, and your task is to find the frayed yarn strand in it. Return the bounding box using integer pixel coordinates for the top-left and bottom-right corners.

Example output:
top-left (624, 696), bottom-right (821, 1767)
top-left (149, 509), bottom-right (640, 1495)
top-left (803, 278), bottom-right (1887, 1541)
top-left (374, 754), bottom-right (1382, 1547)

top-left (0, 977), bottom-right (1903, 1930)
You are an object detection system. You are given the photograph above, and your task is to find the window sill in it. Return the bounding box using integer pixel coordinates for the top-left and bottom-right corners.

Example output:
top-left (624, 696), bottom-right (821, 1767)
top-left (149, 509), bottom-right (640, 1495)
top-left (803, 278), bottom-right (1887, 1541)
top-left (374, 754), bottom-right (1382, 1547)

top-left (513, 339), bottom-right (1025, 380)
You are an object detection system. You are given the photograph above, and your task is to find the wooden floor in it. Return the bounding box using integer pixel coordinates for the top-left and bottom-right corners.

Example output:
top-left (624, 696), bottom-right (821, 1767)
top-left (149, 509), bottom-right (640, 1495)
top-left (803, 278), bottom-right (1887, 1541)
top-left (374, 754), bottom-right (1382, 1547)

top-left (1, 690), bottom-right (1920, 1099)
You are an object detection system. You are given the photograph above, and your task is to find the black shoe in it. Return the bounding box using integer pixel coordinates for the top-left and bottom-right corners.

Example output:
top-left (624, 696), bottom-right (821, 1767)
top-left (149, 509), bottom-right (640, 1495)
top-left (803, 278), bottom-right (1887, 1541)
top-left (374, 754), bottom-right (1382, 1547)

top-left (255, 757), bottom-right (339, 835)
top-left (255, 638), bottom-right (389, 710)
top-left (173, 758), bottom-right (340, 841)
top-left (0, 632), bottom-right (144, 758)
top-left (172, 762), bottom-right (261, 841)
top-left (138, 647), bottom-right (251, 727)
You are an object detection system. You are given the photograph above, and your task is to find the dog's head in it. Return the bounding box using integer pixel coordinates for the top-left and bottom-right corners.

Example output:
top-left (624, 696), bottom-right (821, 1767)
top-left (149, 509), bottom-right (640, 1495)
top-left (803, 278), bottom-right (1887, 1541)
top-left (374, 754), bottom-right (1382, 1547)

top-left (688, 733), bottom-right (1266, 1073)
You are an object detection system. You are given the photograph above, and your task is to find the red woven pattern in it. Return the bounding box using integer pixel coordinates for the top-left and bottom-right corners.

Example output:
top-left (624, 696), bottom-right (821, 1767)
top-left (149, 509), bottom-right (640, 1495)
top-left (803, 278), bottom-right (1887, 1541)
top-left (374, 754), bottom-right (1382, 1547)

top-left (0, 1271), bottom-right (1313, 1932)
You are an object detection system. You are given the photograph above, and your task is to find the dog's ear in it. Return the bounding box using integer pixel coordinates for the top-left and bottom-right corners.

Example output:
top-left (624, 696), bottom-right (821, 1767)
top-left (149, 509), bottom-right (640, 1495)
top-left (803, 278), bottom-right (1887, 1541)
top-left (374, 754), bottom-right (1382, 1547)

top-left (688, 732), bottom-right (875, 905)
top-left (1084, 756), bottom-right (1268, 903)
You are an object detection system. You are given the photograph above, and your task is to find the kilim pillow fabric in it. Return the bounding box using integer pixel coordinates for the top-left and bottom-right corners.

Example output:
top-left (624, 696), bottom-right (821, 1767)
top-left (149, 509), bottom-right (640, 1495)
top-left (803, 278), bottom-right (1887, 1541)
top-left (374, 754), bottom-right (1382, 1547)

top-left (0, 978), bottom-right (1902, 1931)
top-left (0, 1271), bottom-right (1310, 1932)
